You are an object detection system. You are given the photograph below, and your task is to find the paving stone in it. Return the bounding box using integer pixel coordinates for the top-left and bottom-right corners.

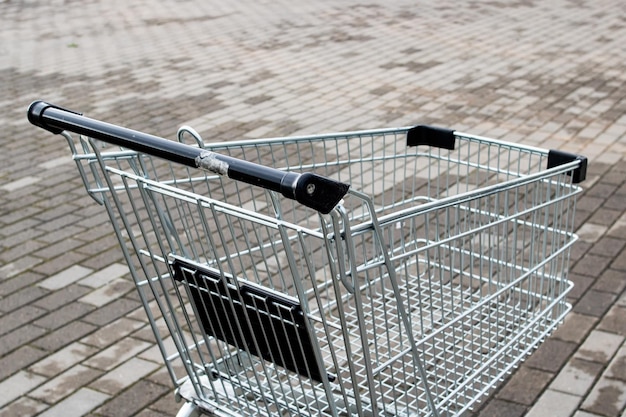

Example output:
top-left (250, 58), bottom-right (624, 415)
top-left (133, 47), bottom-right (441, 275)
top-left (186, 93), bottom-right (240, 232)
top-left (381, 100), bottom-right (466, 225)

top-left (29, 364), bottom-right (103, 405)
top-left (593, 269), bottom-right (626, 295)
top-left (80, 317), bottom-right (146, 349)
top-left (0, 370), bottom-right (47, 408)
top-left (134, 409), bottom-right (172, 417)
top-left (0, 285), bottom-right (49, 313)
top-left (32, 253), bottom-right (92, 279)
top-left (0, 271), bottom-right (44, 298)
top-left (31, 320), bottom-right (97, 352)
top-left (551, 358), bottom-right (604, 397)
top-left (553, 312), bottom-right (598, 344)
top-left (572, 254), bottom-right (612, 278)
top-left (78, 263), bottom-right (129, 288)
top-left (0, 345), bottom-right (47, 381)
top-left (0, 304), bottom-right (48, 337)
top-left (568, 273), bottom-right (597, 301)
top-left (611, 247), bottom-right (626, 271)
top-left (81, 297), bottom-right (142, 327)
top-left (606, 343), bottom-right (626, 381)
top-left (79, 278), bottom-right (135, 307)
top-left (146, 391), bottom-right (187, 416)
top-left (588, 236), bottom-right (626, 258)
top-left (496, 366), bottom-right (553, 405)
top-left (577, 223), bottom-right (609, 244)
top-left (598, 306), bottom-right (626, 337)
top-left (576, 196), bottom-right (607, 214)
top-left (93, 379), bottom-right (170, 417)
top-left (525, 389), bottom-right (581, 417)
top-left (1, 176), bottom-right (41, 192)
top-left (33, 283), bottom-right (92, 311)
top-left (574, 290), bottom-right (618, 318)
top-left (0, 396), bottom-right (48, 417)
top-left (526, 339), bottom-right (577, 373)
top-left (36, 387), bottom-right (110, 417)
top-left (588, 208), bottom-right (624, 228)
top-left (33, 301), bottom-right (95, 330)
top-left (572, 412), bottom-right (605, 417)
top-left (137, 338), bottom-right (171, 364)
top-left (89, 357), bottom-right (160, 395)
top-left (83, 337), bottom-right (152, 371)
top-left (143, 365), bottom-right (180, 389)
top-left (582, 376), bottom-right (626, 417)
top-left (29, 342), bottom-right (98, 378)
top-left (0, 324), bottom-right (48, 357)
top-left (575, 330), bottom-right (624, 364)
top-left (38, 264), bottom-right (93, 291)
top-left (476, 399), bottom-right (527, 417)
top-left (604, 193), bottom-right (626, 211)
top-left (79, 245), bottom-right (127, 271)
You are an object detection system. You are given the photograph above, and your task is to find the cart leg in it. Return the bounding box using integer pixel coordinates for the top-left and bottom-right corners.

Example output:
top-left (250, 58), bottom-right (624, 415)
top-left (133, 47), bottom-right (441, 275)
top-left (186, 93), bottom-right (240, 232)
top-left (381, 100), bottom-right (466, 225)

top-left (176, 401), bottom-right (201, 417)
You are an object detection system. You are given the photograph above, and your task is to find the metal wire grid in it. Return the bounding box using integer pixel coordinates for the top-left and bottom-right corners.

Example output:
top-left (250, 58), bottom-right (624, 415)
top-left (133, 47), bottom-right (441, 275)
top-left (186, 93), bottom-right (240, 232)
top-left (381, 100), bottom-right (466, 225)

top-left (64, 126), bottom-right (581, 416)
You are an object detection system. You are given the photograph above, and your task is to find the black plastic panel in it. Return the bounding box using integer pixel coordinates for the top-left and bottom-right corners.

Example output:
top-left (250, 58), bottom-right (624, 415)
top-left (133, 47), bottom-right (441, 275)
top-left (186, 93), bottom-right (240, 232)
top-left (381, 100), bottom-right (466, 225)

top-left (171, 258), bottom-right (330, 382)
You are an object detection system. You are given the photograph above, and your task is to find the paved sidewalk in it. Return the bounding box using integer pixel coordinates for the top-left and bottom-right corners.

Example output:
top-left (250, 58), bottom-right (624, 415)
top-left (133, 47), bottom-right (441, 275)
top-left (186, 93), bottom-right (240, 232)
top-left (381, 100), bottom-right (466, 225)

top-left (1, 0), bottom-right (625, 416)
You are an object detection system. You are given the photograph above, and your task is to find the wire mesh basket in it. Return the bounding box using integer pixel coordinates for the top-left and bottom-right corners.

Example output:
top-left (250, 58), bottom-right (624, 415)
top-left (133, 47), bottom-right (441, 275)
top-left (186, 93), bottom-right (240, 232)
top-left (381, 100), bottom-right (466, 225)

top-left (29, 101), bottom-right (587, 417)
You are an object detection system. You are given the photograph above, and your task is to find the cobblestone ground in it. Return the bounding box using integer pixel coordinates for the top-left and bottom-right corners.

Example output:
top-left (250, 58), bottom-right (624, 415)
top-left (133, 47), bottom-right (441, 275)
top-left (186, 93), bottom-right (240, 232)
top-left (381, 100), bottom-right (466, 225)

top-left (1, 0), bottom-right (625, 416)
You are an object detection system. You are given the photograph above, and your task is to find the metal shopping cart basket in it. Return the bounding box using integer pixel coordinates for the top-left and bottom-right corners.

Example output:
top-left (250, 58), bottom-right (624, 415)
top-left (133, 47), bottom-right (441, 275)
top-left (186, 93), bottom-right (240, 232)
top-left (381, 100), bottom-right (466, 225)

top-left (28, 101), bottom-right (587, 417)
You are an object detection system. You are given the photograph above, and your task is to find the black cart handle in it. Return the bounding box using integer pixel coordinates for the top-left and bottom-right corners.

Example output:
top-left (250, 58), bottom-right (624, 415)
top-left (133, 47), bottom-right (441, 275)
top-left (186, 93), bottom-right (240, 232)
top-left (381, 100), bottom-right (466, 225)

top-left (28, 101), bottom-right (349, 214)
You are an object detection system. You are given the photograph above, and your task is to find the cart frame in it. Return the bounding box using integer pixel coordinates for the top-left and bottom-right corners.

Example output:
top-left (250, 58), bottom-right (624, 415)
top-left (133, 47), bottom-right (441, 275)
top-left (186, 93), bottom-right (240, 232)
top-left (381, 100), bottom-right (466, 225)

top-left (29, 101), bottom-right (586, 417)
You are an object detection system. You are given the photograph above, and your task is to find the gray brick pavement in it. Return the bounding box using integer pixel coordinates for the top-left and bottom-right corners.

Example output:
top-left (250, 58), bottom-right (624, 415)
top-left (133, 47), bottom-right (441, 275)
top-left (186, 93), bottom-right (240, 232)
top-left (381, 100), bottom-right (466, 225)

top-left (1, 0), bottom-right (625, 416)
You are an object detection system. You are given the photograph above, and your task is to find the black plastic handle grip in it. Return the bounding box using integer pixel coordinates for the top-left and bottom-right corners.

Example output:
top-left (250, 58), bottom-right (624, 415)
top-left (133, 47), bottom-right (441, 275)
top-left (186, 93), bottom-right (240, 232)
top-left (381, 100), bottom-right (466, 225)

top-left (28, 101), bottom-right (349, 214)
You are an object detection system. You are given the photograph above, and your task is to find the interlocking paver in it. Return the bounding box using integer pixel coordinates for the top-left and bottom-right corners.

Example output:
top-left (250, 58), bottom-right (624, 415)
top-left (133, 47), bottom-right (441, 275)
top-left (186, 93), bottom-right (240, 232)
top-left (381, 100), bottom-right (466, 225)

top-left (0, 370), bottom-right (46, 408)
top-left (575, 331), bottom-right (624, 365)
top-left (83, 337), bottom-right (152, 371)
top-left (78, 278), bottom-right (134, 307)
top-left (553, 312), bottom-right (599, 344)
top-left (93, 380), bottom-right (169, 417)
top-left (0, 396), bottom-right (47, 417)
top-left (29, 342), bottom-right (98, 378)
top-left (593, 269), bottom-right (626, 295)
top-left (582, 376), bottom-right (626, 417)
top-left (525, 390), bottom-right (582, 417)
top-left (36, 388), bottom-right (110, 417)
top-left (38, 264), bottom-right (93, 291)
top-left (31, 321), bottom-right (98, 352)
top-left (598, 306), bottom-right (626, 337)
top-left (551, 358), bottom-right (604, 397)
top-left (33, 283), bottom-right (92, 311)
top-left (526, 339), bottom-right (578, 373)
top-left (0, 345), bottom-right (47, 381)
top-left (2, 0), bottom-right (626, 416)
top-left (78, 263), bottom-right (129, 289)
top-left (0, 305), bottom-right (47, 337)
top-left (0, 324), bottom-right (48, 357)
top-left (29, 364), bottom-right (103, 405)
top-left (89, 357), bottom-right (160, 395)
top-left (606, 344), bottom-right (626, 382)
top-left (477, 399), bottom-right (527, 417)
top-left (496, 366), bottom-right (553, 405)
top-left (574, 291), bottom-right (619, 318)
top-left (80, 317), bottom-right (145, 349)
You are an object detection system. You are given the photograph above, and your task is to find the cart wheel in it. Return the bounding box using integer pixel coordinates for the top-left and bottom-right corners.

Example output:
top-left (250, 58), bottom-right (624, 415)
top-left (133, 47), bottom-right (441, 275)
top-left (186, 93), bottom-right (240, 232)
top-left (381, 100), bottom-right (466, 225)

top-left (176, 401), bottom-right (201, 417)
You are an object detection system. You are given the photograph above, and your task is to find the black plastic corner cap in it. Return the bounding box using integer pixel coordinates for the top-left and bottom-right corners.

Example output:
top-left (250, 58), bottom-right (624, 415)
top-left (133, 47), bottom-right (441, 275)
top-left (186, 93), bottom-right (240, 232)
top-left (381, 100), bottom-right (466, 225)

top-left (547, 149), bottom-right (588, 183)
top-left (294, 173), bottom-right (350, 214)
top-left (407, 125), bottom-right (456, 150)
top-left (27, 100), bottom-right (82, 134)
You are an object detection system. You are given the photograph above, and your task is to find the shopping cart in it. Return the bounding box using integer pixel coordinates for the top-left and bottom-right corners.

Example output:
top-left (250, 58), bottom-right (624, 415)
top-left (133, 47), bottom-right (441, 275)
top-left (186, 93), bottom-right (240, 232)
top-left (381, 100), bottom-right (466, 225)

top-left (28, 101), bottom-right (587, 417)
